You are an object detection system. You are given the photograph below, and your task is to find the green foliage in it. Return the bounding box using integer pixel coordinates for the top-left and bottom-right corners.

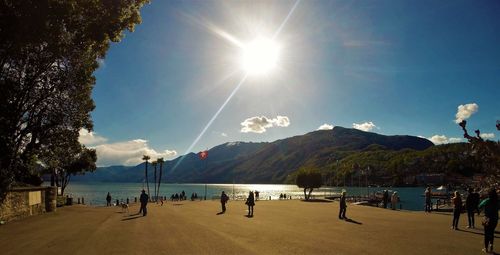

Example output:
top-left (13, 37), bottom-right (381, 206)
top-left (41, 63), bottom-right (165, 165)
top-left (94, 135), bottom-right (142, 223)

top-left (0, 0), bottom-right (149, 200)
top-left (296, 168), bottom-right (323, 200)
top-left (296, 168), bottom-right (323, 189)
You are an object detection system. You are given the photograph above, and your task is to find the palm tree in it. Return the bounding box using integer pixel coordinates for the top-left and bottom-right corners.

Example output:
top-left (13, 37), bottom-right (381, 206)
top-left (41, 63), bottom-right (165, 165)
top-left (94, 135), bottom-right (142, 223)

top-left (142, 155), bottom-right (151, 199)
top-left (152, 160), bottom-right (158, 202)
top-left (157, 157), bottom-right (164, 200)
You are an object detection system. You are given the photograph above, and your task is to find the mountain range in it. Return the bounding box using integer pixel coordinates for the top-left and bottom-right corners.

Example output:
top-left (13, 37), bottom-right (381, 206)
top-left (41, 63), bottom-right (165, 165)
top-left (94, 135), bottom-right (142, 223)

top-left (72, 126), bottom-right (434, 184)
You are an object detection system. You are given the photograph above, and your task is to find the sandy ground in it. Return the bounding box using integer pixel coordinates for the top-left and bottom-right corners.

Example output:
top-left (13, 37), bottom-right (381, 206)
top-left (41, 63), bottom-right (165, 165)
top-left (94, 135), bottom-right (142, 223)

top-left (0, 199), bottom-right (496, 255)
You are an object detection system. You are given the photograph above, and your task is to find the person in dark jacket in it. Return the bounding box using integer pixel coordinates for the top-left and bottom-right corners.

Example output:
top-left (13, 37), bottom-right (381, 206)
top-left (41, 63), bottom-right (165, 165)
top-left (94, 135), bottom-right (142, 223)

top-left (246, 191), bottom-right (255, 217)
top-left (466, 187), bottom-right (478, 228)
top-left (339, 191), bottom-right (347, 219)
top-left (451, 191), bottom-right (462, 230)
top-left (106, 192), bottom-right (112, 207)
top-left (139, 190), bottom-right (149, 216)
top-left (220, 191), bottom-right (229, 213)
top-left (479, 189), bottom-right (498, 253)
top-left (425, 187), bottom-right (432, 212)
top-left (383, 190), bottom-right (389, 209)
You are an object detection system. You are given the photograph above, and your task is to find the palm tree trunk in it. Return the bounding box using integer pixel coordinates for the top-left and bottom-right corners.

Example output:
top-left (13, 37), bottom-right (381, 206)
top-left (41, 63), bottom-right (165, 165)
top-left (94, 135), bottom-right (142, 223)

top-left (158, 163), bottom-right (163, 200)
top-left (153, 165), bottom-right (157, 202)
top-left (145, 162), bottom-right (150, 200)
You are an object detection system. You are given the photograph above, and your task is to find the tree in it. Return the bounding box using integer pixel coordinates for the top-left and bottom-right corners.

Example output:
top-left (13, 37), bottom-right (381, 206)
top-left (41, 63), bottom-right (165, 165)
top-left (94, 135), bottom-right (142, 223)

top-left (59, 147), bottom-right (97, 195)
top-left (0, 0), bottom-right (149, 201)
top-left (40, 128), bottom-right (96, 195)
top-left (458, 120), bottom-right (500, 186)
top-left (296, 168), bottom-right (323, 200)
top-left (152, 160), bottom-right (157, 201)
top-left (142, 155), bottom-right (150, 198)
top-left (157, 157), bottom-right (164, 201)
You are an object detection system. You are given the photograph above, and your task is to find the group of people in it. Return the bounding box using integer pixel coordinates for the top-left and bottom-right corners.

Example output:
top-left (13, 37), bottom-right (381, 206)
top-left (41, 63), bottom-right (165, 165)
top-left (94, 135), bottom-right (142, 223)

top-left (170, 191), bottom-right (187, 201)
top-left (279, 193), bottom-right (291, 199)
top-left (449, 188), bottom-right (498, 253)
top-left (425, 186), bottom-right (498, 253)
top-left (219, 190), bottom-right (255, 217)
top-left (381, 190), bottom-right (400, 210)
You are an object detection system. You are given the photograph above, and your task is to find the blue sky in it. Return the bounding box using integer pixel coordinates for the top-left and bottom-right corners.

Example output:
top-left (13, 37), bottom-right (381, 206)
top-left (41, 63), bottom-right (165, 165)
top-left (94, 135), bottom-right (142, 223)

top-left (80, 0), bottom-right (500, 166)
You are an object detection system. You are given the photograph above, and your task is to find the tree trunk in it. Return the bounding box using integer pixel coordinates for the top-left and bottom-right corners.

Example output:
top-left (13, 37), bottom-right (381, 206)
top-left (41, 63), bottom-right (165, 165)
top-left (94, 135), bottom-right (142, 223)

top-left (303, 188), bottom-right (308, 200)
top-left (308, 188), bottom-right (313, 200)
top-left (145, 162), bottom-right (150, 200)
top-left (157, 163), bottom-right (162, 200)
top-left (153, 165), bottom-right (157, 202)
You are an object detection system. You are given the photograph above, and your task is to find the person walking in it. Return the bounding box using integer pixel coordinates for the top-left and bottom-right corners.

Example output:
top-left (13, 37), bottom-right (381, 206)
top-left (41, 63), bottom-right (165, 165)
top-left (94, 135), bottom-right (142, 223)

top-left (106, 192), bottom-right (112, 207)
top-left (466, 187), bottom-right (478, 228)
top-left (139, 190), bottom-right (149, 216)
top-left (383, 190), bottom-right (389, 209)
top-left (246, 191), bottom-right (255, 217)
top-left (479, 189), bottom-right (498, 253)
top-left (339, 191), bottom-right (347, 219)
top-left (451, 191), bottom-right (462, 230)
top-left (425, 187), bottom-right (432, 212)
top-left (220, 191), bottom-right (229, 213)
top-left (391, 191), bottom-right (399, 210)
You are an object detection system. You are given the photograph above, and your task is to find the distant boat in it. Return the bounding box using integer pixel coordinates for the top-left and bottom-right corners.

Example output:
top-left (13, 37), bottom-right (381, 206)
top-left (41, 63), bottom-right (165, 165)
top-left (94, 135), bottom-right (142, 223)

top-left (436, 185), bottom-right (446, 191)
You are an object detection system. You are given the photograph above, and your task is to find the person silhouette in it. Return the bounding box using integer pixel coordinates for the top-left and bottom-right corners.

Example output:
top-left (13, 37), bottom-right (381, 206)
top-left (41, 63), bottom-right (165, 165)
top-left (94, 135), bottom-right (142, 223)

top-left (451, 191), bottom-right (462, 230)
top-left (479, 189), bottom-right (498, 253)
top-left (220, 191), bottom-right (229, 213)
top-left (139, 190), bottom-right (149, 216)
top-left (106, 192), bottom-right (112, 206)
top-left (246, 191), bottom-right (255, 217)
top-left (339, 191), bottom-right (347, 219)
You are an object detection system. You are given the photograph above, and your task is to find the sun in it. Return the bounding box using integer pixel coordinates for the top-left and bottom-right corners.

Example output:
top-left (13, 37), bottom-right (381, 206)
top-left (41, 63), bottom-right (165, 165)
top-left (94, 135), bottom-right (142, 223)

top-left (241, 38), bottom-right (280, 75)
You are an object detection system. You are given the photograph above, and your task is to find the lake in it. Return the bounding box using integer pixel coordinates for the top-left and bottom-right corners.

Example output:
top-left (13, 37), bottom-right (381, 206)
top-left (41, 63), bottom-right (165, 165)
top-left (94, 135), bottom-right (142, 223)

top-left (64, 182), bottom-right (431, 211)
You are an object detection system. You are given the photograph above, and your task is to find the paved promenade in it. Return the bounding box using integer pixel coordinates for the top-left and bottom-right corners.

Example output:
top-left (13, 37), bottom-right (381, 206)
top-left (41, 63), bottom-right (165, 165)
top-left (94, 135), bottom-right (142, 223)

top-left (0, 199), bottom-right (495, 254)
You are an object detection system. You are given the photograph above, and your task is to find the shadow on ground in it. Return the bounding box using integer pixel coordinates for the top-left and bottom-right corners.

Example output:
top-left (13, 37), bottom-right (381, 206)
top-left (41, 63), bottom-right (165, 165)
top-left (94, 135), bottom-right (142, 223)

top-left (344, 218), bottom-right (362, 225)
top-left (301, 199), bottom-right (333, 203)
top-left (456, 229), bottom-right (499, 238)
top-left (121, 216), bottom-right (142, 221)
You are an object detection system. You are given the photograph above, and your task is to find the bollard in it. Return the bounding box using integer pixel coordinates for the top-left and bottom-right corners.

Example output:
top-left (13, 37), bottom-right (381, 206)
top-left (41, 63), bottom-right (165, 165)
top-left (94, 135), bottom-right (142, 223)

top-left (82, 197), bottom-right (85, 205)
top-left (116, 199), bottom-right (119, 206)
top-left (126, 198), bottom-right (129, 204)
top-left (78, 198), bottom-right (81, 204)
top-left (400, 204), bottom-right (402, 210)
top-left (135, 197), bottom-right (137, 203)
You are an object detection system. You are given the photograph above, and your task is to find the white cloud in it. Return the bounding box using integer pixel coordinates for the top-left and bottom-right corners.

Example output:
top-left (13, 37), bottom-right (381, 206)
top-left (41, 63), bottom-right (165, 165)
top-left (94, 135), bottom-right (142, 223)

top-left (97, 58), bottom-right (105, 68)
top-left (221, 132), bottom-right (228, 137)
top-left (79, 129), bottom-right (108, 146)
top-left (94, 139), bottom-right (177, 166)
top-left (240, 115), bottom-right (290, 133)
top-left (352, 121), bottom-right (377, 132)
top-left (455, 103), bottom-right (478, 123)
top-left (427, 135), bottom-right (463, 145)
top-left (317, 124), bottom-right (334, 130)
top-left (480, 133), bottom-right (495, 140)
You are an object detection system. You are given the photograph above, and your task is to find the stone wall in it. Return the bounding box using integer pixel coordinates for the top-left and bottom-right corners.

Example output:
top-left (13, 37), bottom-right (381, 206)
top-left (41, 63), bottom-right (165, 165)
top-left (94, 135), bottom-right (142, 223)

top-left (0, 186), bottom-right (57, 222)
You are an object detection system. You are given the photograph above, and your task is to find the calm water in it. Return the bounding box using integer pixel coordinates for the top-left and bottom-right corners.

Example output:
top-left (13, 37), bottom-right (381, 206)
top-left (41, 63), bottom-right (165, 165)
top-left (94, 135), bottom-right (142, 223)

top-left (64, 182), bottom-right (430, 211)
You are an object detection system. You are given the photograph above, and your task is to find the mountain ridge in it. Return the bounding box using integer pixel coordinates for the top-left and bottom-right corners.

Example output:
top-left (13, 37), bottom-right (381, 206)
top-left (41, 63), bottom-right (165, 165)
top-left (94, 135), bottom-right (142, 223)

top-left (72, 126), bottom-right (434, 184)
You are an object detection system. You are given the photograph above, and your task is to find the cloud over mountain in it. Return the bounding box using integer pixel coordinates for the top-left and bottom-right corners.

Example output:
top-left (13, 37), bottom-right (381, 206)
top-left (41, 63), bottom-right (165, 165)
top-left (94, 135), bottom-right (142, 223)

top-left (352, 121), bottom-right (377, 132)
top-left (427, 135), bottom-right (463, 145)
top-left (94, 139), bottom-right (177, 166)
top-left (240, 115), bottom-right (290, 133)
top-left (317, 123), bottom-right (334, 130)
top-left (480, 133), bottom-right (495, 140)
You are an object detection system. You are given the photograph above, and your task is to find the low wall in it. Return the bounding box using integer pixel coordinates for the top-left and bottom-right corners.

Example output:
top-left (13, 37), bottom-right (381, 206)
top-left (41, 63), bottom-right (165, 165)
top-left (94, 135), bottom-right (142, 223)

top-left (0, 186), bottom-right (57, 223)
